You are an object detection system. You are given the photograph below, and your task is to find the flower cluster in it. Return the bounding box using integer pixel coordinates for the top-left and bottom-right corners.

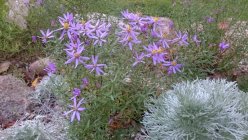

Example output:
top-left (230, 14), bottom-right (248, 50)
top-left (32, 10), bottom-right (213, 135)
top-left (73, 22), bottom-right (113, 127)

top-left (117, 10), bottom-right (186, 74)
top-left (39, 13), bottom-right (110, 75)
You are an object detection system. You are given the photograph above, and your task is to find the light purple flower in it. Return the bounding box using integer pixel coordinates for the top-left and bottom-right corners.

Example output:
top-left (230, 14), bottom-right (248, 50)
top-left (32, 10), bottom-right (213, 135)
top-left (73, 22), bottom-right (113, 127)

top-left (65, 46), bottom-right (90, 68)
top-left (158, 31), bottom-right (170, 48)
top-left (85, 20), bottom-right (111, 38)
top-left (82, 78), bottom-right (89, 88)
top-left (117, 23), bottom-right (141, 50)
top-left (36, 0), bottom-right (43, 6)
top-left (121, 10), bottom-right (145, 27)
top-left (64, 39), bottom-right (83, 53)
top-left (85, 56), bottom-right (106, 75)
top-left (44, 62), bottom-right (56, 76)
top-left (144, 43), bottom-right (167, 65)
top-left (219, 41), bottom-right (229, 51)
top-left (23, 0), bottom-right (29, 6)
top-left (58, 13), bottom-right (74, 39)
top-left (146, 16), bottom-right (163, 37)
top-left (40, 29), bottom-right (54, 43)
top-left (170, 31), bottom-right (189, 46)
top-left (163, 60), bottom-right (182, 74)
top-left (64, 98), bottom-right (86, 122)
top-left (73, 88), bottom-right (81, 96)
top-left (132, 52), bottom-right (145, 67)
top-left (192, 34), bottom-right (201, 46)
top-left (88, 30), bottom-right (108, 46)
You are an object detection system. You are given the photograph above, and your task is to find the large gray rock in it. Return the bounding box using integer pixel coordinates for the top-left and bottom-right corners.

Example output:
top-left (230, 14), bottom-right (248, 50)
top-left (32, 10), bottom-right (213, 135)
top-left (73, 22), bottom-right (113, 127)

top-left (6, 0), bottom-right (29, 29)
top-left (0, 74), bottom-right (32, 129)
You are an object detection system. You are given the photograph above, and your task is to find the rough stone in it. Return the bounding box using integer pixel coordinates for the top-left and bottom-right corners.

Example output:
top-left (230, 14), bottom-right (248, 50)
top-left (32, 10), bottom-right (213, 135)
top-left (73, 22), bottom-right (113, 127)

top-left (28, 58), bottom-right (52, 77)
top-left (6, 0), bottom-right (29, 29)
top-left (0, 61), bottom-right (11, 74)
top-left (0, 74), bottom-right (32, 129)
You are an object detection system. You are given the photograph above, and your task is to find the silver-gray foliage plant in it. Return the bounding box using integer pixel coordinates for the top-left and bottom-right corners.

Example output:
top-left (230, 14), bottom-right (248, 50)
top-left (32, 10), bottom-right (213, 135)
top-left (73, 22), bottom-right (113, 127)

top-left (142, 79), bottom-right (248, 140)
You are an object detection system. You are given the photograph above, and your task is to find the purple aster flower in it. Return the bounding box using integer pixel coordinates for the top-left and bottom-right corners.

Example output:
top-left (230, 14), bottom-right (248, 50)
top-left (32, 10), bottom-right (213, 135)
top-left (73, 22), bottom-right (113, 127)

top-left (158, 31), bottom-right (170, 48)
top-left (32, 36), bottom-right (37, 42)
top-left (146, 16), bottom-right (163, 37)
top-left (65, 46), bottom-right (90, 68)
top-left (121, 10), bottom-right (145, 27)
top-left (88, 30), bottom-right (108, 46)
top-left (23, 0), bottom-right (29, 6)
top-left (58, 13), bottom-right (74, 39)
top-left (39, 29), bottom-right (54, 43)
top-left (69, 22), bottom-right (84, 37)
top-left (85, 20), bottom-right (111, 38)
top-left (64, 39), bottom-right (83, 52)
top-left (85, 55), bottom-right (107, 75)
top-left (192, 34), bottom-right (201, 46)
top-left (36, 0), bottom-right (43, 6)
top-left (144, 43), bottom-right (167, 65)
top-left (170, 31), bottom-right (189, 46)
top-left (64, 98), bottom-right (86, 122)
top-left (205, 16), bottom-right (215, 23)
top-left (73, 88), bottom-right (81, 96)
top-left (117, 23), bottom-right (141, 50)
top-left (219, 41), bottom-right (230, 51)
top-left (163, 60), bottom-right (182, 74)
top-left (44, 62), bottom-right (56, 76)
top-left (81, 78), bottom-right (89, 88)
top-left (132, 52), bottom-right (145, 67)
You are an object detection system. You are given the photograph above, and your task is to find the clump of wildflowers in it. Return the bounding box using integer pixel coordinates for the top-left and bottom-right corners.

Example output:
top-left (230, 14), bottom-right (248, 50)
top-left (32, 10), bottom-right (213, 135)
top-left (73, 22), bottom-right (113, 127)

top-left (116, 10), bottom-right (185, 74)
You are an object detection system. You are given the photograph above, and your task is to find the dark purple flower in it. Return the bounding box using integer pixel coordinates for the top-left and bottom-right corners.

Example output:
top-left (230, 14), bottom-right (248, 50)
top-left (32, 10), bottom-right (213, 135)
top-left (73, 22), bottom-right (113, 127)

top-left (73, 88), bottom-right (81, 96)
top-left (65, 46), bottom-right (90, 68)
top-left (163, 60), bottom-right (182, 74)
top-left (205, 16), bottom-right (215, 23)
top-left (44, 62), bottom-right (56, 76)
top-left (85, 56), bottom-right (106, 75)
top-left (144, 43), bottom-right (167, 65)
top-left (132, 52), bottom-right (145, 67)
top-left (219, 41), bottom-right (229, 51)
top-left (32, 36), bottom-right (37, 42)
top-left (64, 98), bottom-right (86, 122)
top-left (40, 29), bottom-right (54, 43)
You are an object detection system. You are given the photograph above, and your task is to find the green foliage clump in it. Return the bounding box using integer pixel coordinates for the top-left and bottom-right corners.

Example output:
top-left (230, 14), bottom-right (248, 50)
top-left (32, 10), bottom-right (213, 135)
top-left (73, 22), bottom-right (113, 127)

top-left (142, 79), bottom-right (248, 140)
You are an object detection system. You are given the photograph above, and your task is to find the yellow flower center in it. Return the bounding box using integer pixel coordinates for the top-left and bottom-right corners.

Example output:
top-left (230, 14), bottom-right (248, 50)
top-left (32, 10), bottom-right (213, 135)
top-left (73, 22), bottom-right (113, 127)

top-left (163, 33), bottom-right (167, 38)
top-left (153, 17), bottom-right (159, 22)
top-left (172, 61), bottom-right (177, 66)
top-left (127, 25), bottom-right (132, 32)
top-left (64, 22), bottom-right (69, 29)
top-left (128, 36), bottom-right (132, 41)
top-left (152, 47), bottom-right (164, 54)
top-left (81, 19), bottom-right (85, 25)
